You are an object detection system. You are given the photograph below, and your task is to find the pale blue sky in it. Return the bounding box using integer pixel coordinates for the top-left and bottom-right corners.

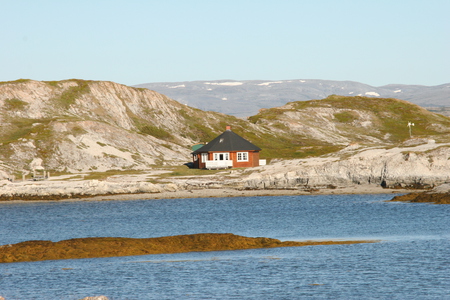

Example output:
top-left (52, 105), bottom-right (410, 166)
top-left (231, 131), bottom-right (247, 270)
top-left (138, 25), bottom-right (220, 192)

top-left (1, 0), bottom-right (449, 86)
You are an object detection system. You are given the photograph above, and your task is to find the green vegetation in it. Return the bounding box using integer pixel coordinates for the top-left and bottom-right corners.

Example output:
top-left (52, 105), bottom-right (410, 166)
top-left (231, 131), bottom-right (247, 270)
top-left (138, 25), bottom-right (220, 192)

top-left (156, 165), bottom-right (223, 178)
top-left (53, 80), bottom-right (91, 108)
top-left (334, 111), bottom-right (358, 123)
top-left (0, 79), bottom-right (31, 85)
top-left (139, 124), bottom-right (173, 140)
top-left (82, 170), bottom-right (145, 180)
top-left (0, 118), bottom-right (49, 143)
top-left (2, 79), bottom-right (449, 174)
top-left (178, 109), bottom-right (218, 141)
top-left (4, 98), bottom-right (29, 110)
top-left (71, 125), bottom-right (87, 136)
top-left (230, 121), bottom-right (346, 159)
top-left (249, 95), bottom-right (450, 149)
top-left (44, 81), bottom-right (60, 87)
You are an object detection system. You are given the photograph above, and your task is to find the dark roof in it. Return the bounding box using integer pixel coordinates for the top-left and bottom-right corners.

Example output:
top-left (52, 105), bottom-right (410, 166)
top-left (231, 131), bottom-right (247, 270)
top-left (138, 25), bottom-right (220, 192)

top-left (192, 129), bottom-right (261, 154)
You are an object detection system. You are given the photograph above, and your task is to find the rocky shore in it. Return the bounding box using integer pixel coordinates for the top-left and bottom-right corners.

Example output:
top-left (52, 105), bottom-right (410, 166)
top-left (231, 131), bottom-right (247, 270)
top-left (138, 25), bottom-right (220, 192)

top-left (0, 178), bottom-right (415, 202)
top-left (390, 183), bottom-right (450, 204)
top-left (1, 141), bottom-right (449, 202)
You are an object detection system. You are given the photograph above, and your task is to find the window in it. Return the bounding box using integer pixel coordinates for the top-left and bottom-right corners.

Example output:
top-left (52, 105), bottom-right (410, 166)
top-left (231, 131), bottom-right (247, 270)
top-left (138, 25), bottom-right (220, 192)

top-left (201, 153), bottom-right (208, 162)
top-left (214, 153), bottom-right (229, 161)
top-left (237, 152), bottom-right (248, 161)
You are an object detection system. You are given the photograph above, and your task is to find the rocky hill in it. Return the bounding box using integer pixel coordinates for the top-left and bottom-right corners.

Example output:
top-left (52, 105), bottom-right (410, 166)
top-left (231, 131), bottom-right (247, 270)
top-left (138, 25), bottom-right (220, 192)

top-left (135, 79), bottom-right (450, 117)
top-left (0, 79), bottom-right (258, 176)
top-left (1, 79), bottom-right (449, 190)
top-left (249, 95), bottom-right (450, 148)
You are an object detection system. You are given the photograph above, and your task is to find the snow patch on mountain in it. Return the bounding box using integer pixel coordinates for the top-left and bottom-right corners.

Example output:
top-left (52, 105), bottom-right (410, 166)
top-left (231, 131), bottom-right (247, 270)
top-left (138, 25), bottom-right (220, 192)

top-left (257, 81), bottom-right (283, 86)
top-left (205, 82), bottom-right (243, 86)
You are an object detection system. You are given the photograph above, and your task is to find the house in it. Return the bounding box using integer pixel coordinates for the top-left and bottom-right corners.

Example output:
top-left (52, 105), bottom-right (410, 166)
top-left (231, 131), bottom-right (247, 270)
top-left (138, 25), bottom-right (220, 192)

top-left (191, 126), bottom-right (263, 169)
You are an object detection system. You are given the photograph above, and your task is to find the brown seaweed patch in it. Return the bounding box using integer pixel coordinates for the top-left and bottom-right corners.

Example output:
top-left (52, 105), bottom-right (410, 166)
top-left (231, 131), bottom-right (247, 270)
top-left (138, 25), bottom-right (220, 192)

top-left (390, 192), bottom-right (450, 204)
top-left (0, 233), bottom-right (377, 263)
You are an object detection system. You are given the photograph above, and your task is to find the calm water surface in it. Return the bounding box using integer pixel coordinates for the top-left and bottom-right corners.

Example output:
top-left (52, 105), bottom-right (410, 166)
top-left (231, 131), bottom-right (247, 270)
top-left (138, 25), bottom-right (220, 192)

top-left (0, 194), bottom-right (449, 299)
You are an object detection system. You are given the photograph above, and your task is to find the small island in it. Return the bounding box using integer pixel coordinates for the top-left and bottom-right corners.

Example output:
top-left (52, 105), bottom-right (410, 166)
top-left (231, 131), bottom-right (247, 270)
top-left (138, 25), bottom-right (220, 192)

top-left (390, 192), bottom-right (450, 204)
top-left (389, 183), bottom-right (450, 204)
top-left (0, 233), bottom-right (377, 263)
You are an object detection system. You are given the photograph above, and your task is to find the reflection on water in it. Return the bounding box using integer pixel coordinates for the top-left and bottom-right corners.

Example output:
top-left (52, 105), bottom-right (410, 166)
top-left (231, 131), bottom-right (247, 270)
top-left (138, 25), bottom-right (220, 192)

top-left (1, 194), bottom-right (449, 299)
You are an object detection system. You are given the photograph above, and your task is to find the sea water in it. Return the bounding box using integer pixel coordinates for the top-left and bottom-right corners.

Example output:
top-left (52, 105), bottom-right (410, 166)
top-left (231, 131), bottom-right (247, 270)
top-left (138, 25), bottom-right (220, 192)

top-left (0, 194), bottom-right (449, 299)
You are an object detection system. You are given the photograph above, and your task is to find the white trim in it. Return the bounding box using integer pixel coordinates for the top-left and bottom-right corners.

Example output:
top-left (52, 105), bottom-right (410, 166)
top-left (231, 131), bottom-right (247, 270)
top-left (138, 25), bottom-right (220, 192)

top-left (213, 152), bottom-right (230, 161)
top-left (205, 160), bottom-right (233, 169)
top-left (237, 152), bottom-right (248, 162)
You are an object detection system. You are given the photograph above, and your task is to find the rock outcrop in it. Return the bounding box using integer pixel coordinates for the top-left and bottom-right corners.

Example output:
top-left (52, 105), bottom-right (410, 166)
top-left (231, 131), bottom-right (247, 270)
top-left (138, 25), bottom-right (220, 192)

top-left (0, 178), bottom-right (176, 200)
top-left (241, 142), bottom-right (450, 190)
top-left (1, 142), bottom-right (449, 199)
top-left (390, 183), bottom-right (450, 204)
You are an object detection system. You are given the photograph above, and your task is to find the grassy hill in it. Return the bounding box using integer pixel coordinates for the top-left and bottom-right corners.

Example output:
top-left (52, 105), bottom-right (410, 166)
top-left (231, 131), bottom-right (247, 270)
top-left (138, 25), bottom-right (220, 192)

top-left (249, 95), bottom-right (450, 158)
top-left (1, 80), bottom-right (449, 177)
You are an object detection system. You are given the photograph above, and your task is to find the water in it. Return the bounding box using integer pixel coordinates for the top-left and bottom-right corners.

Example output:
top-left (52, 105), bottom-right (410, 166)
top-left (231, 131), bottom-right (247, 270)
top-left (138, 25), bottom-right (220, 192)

top-left (0, 194), bottom-right (449, 299)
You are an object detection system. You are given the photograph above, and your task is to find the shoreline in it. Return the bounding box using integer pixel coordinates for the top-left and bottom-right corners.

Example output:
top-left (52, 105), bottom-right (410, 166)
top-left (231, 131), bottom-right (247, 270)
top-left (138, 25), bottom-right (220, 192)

top-left (0, 185), bottom-right (418, 203)
top-left (87, 185), bottom-right (410, 201)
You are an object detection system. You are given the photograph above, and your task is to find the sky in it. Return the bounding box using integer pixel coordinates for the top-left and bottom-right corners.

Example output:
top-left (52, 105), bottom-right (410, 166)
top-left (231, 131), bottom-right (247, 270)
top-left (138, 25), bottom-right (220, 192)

top-left (1, 0), bottom-right (449, 87)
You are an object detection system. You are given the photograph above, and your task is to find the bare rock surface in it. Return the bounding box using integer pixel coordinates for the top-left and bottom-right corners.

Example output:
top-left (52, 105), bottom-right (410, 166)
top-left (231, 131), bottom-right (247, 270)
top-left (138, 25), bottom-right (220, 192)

top-left (239, 142), bottom-right (450, 190)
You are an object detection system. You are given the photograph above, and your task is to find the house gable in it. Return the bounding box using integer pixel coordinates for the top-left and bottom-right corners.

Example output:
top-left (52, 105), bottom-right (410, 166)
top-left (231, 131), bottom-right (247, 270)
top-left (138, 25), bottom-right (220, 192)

top-left (192, 128), bottom-right (261, 154)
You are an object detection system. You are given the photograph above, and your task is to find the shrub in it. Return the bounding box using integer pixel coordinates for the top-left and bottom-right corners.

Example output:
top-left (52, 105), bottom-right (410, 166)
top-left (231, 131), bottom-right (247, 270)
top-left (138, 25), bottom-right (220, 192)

top-left (54, 80), bottom-right (91, 108)
top-left (4, 98), bottom-right (28, 110)
top-left (334, 111), bottom-right (358, 123)
top-left (139, 125), bottom-right (173, 140)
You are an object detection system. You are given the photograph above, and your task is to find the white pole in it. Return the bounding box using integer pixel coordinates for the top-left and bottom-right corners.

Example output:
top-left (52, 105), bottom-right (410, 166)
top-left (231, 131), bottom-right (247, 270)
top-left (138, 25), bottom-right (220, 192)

top-left (408, 122), bottom-right (415, 138)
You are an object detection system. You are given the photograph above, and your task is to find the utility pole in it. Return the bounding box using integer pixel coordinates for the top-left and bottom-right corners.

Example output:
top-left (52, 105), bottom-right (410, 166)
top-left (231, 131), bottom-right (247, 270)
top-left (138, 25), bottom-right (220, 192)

top-left (407, 122), bottom-right (415, 138)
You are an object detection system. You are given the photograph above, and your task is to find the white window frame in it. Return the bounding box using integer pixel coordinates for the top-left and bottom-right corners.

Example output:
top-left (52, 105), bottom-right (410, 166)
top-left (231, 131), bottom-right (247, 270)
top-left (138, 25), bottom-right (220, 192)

top-left (237, 152), bottom-right (249, 162)
top-left (201, 153), bottom-right (208, 162)
top-left (213, 152), bottom-right (230, 161)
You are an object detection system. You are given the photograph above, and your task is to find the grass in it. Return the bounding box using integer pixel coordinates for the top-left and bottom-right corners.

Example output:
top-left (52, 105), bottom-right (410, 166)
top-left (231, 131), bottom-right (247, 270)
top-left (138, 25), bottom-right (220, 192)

top-left (52, 166), bottom-right (222, 183)
top-left (249, 95), bottom-right (450, 148)
top-left (2, 81), bottom-right (449, 175)
top-left (156, 165), bottom-right (223, 178)
top-left (139, 125), bottom-right (173, 140)
top-left (334, 111), bottom-right (358, 123)
top-left (0, 118), bottom-right (54, 143)
top-left (44, 81), bottom-right (60, 87)
top-left (82, 169), bottom-right (146, 180)
top-left (53, 79), bottom-right (91, 109)
top-left (4, 98), bottom-right (29, 110)
top-left (0, 79), bottom-right (31, 85)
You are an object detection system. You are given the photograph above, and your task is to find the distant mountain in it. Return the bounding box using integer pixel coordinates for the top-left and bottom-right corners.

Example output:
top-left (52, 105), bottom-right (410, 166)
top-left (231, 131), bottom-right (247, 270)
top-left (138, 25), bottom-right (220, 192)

top-left (135, 79), bottom-right (450, 117)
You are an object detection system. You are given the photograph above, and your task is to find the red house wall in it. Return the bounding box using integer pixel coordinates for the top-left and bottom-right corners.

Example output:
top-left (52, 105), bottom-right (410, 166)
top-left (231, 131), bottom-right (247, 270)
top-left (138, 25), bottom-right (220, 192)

top-left (231, 151), bottom-right (259, 168)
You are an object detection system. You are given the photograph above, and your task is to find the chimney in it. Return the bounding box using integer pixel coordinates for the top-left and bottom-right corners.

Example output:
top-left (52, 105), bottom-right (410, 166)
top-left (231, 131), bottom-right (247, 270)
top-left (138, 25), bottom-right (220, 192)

top-left (226, 125), bottom-right (231, 131)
